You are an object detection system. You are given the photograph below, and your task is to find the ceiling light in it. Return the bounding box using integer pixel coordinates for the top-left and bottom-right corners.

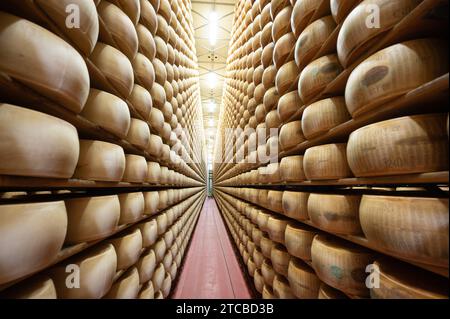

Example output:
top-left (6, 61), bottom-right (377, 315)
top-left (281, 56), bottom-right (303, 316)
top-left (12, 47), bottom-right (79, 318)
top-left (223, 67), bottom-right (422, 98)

top-left (207, 72), bottom-right (217, 88)
top-left (208, 11), bottom-right (218, 46)
top-left (208, 101), bottom-right (216, 113)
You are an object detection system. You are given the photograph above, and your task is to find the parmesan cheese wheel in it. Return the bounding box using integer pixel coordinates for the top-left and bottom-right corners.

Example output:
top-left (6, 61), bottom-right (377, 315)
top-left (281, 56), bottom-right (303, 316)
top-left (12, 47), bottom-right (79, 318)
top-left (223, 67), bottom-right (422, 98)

top-left (118, 192), bottom-right (144, 224)
top-left (0, 12), bottom-right (90, 113)
top-left (257, 212), bottom-right (272, 233)
top-left (282, 191), bottom-right (309, 221)
top-left (345, 39), bottom-right (448, 116)
top-left (148, 107), bottom-right (165, 133)
top-left (105, 267), bottom-right (140, 299)
top-left (277, 91), bottom-right (303, 123)
top-left (272, 6), bottom-right (293, 42)
top-left (144, 191), bottom-right (160, 215)
top-left (279, 121), bottom-right (305, 151)
top-left (254, 270), bottom-right (265, 293)
top-left (137, 24), bottom-right (156, 61)
top-left (260, 235), bottom-right (276, 259)
top-left (137, 220), bottom-right (158, 248)
top-left (74, 140), bottom-right (126, 182)
top-left (270, 244), bottom-right (291, 277)
top-left (139, 282), bottom-right (155, 299)
top-left (280, 156), bottom-right (306, 182)
top-left (275, 61), bottom-right (299, 96)
top-left (140, 0), bottom-right (158, 35)
top-left (98, 1), bottom-right (138, 60)
top-left (136, 250), bottom-right (156, 283)
top-left (273, 274), bottom-right (296, 299)
top-left (147, 134), bottom-right (163, 158)
top-left (262, 285), bottom-right (276, 299)
top-left (263, 88), bottom-right (279, 112)
top-left (0, 104), bottom-right (79, 179)
top-left (370, 258), bottom-right (449, 299)
top-left (151, 263), bottom-right (165, 292)
top-left (123, 155), bottom-right (147, 183)
top-left (261, 259), bottom-right (276, 286)
top-left (347, 114), bottom-right (449, 177)
top-left (263, 65), bottom-right (277, 89)
top-left (360, 195), bottom-right (449, 267)
top-left (154, 290), bottom-right (164, 299)
top-left (161, 273), bottom-right (172, 298)
top-left (295, 16), bottom-right (336, 67)
top-left (304, 143), bottom-right (352, 180)
top-left (273, 33), bottom-right (296, 70)
top-left (129, 84), bottom-right (152, 119)
top-left (302, 97), bottom-right (350, 139)
top-left (90, 42), bottom-right (134, 99)
top-left (291, 0), bottom-right (321, 37)
top-left (65, 195), bottom-right (120, 244)
top-left (133, 53), bottom-right (156, 92)
top-left (156, 213), bottom-right (168, 235)
top-left (109, 0), bottom-right (141, 25)
top-left (267, 190), bottom-right (284, 214)
top-left (110, 229), bottom-right (143, 270)
top-left (299, 54), bottom-right (343, 104)
top-left (318, 283), bottom-right (348, 299)
top-left (50, 244), bottom-right (117, 299)
top-left (311, 235), bottom-right (374, 296)
top-left (2, 275), bottom-right (57, 299)
top-left (330, 0), bottom-right (360, 24)
top-left (267, 216), bottom-right (292, 244)
top-left (284, 223), bottom-right (318, 260)
top-left (81, 89), bottom-right (131, 139)
top-left (126, 118), bottom-right (150, 150)
top-left (288, 258), bottom-right (321, 299)
top-left (307, 193), bottom-right (362, 235)
top-left (147, 162), bottom-right (161, 184)
top-left (337, 0), bottom-right (421, 67)
top-left (0, 201), bottom-right (67, 285)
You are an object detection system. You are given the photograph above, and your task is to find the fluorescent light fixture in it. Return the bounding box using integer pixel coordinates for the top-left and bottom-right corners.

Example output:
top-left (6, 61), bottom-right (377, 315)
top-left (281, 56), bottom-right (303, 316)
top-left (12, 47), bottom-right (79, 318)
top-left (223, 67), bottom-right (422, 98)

top-left (208, 11), bottom-right (218, 46)
top-left (208, 101), bottom-right (216, 113)
top-left (207, 72), bottom-right (217, 88)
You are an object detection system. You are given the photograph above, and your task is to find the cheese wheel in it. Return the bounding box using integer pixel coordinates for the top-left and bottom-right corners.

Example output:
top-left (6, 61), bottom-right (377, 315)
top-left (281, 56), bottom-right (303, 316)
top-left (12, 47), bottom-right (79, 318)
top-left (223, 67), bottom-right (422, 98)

top-left (263, 88), bottom-right (279, 112)
top-left (277, 91), bottom-right (303, 123)
top-left (284, 223), bottom-right (318, 260)
top-left (81, 89), bottom-right (131, 139)
top-left (129, 85), bottom-right (152, 120)
top-left (276, 61), bottom-right (299, 96)
top-left (147, 134), bottom-right (163, 158)
top-left (169, 262), bottom-right (177, 280)
top-left (98, 1), bottom-right (138, 60)
top-left (360, 195), bottom-right (449, 267)
top-left (105, 267), bottom-right (140, 299)
top-left (267, 216), bottom-right (292, 244)
top-left (126, 119), bottom-right (151, 150)
top-left (2, 275), bottom-right (57, 299)
top-left (247, 258), bottom-right (257, 277)
top-left (156, 213), bottom-right (168, 235)
top-left (154, 290), bottom-right (164, 299)
top-left (257, 212), bottom-right (272, 233)
top-left (304, 143), bottom-right (352, 180)
top-left (279, 156), bottom-right (306, 182)
top-left (139, 282), bottom-right (155, 299)
top-left (262, 285), bottom-right (276, 299)
top-left (347, 114), bottom-right (449, 177)
top-left (151, 263), bottom-right (165, 292)
top-left (0, 12), bottom-right (90, 113)
top-left (308, 193), bottom-right (362, 235)
top-left (122, 155), bottom-right (147, 183)
top-left (318, 283), bottom-right (348, 299)
top-left (337, 0), bottom-right (421, 67)
top-left (140, 0), bottom-right (158, 35)
top-left (370, 258), bottom-right (449, 299)
top-left (345, 39), bottom-right (448, 116)
top-left (137, 220), bottom-right (158, 248)
top-left (270, 244), bottom-right (291, 277)
top-left (118, 192), bottom-right (144, 225)
top-left (272, 6), bottom-right (293, 42)
top-left (267, 190), bottom-right (284, 214)
top-left (288, 258), bottom-right (321, 299)
top-left (273, 274), bottom-right (296, 299)
top-left (90, 42), bottom-right (134, 99)
top-left (144, 191), bottom-right (160, 215)
top-left (133, 53), bottom-right (156, 92)
top-left (110, 229), bottom-right (143, 270)
top-left (302, 97), bottom-right (350, 140)
top-left (50, 244), bottom-right (117, 299)
top-left (254, 270), bottom-right (265, 293)
top-left (299, 54), bottom-right (343, 104)
top-left (137, 24), bottom-right (156, 61)
top-left (295, 16), bottom-right (336, 67)
top-left (311, 235), bottom-right (375, 296)
top-left (136, 250), bottom-right (156, 283)
top-left (148, 107), bottom-right (165, 132)
top-left (147, 162), bottom-right (161, 184)
top-left (74, 140), bottom-right (126, 182)
top-left (65, 195), bottom-right (120, 244)
top-left (263, 65), bottom-right (277, 89)
top-left (161, 273), bottom-right (172, 298)
top-left (291, 0), bottom-right (321, 37)
top-left (153, 59), bottom-right (167, 85)
top-left (282, 191), bottom-right (309, 221)
top-left (279, 121), bottom-right (305, 151)
top-left (273, 32), bottom-right (296, 70)
top-left (253, 248), bottom-right (265, 269)
top-left (260, 235), bottom-right (276, 258)
top-left (0, 104), bottom-right (79, 178)
top-left (330, 0), bottom-right (360, 24)
top-left (0, 201), bottom-right (67, 285)
top-left (109, 0), bottom-right (141, 25)
top-left (261, 259), bottom-right (276, 286)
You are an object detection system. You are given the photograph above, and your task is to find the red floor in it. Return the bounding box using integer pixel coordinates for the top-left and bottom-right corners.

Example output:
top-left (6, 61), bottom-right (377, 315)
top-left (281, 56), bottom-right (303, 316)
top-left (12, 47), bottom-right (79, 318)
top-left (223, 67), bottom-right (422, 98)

top-left (172, 198), bottom-right (252, 299)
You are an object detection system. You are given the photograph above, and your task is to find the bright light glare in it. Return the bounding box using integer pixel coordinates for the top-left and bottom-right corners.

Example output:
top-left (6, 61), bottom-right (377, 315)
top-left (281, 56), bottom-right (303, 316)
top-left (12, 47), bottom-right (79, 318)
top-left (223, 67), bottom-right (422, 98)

top-left (208, 101), bottom-right (216, 113)
top-left (208, 118), bottom-right (215, 127)
top-left (209, 11), bottom-right (218, 46)
top-left (207, 72), bottom-right (217, 88)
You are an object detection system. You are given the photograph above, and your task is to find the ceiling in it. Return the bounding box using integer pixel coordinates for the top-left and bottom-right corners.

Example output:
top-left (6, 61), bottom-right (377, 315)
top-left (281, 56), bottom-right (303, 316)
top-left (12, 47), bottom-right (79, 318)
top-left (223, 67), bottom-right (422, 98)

top-left (191, 0), bottom-right (236, 164)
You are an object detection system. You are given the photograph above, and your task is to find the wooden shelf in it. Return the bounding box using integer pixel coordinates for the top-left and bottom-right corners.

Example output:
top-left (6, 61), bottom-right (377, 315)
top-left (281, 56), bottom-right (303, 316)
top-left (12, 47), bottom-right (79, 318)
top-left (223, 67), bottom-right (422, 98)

top-left (215, 190), bottom-right (449, 279)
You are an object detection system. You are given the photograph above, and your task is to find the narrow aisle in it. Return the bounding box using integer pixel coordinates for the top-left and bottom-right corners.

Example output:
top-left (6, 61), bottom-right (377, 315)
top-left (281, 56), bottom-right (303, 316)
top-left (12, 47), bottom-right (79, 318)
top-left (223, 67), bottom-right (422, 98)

top-left (172, 198), bottom-right (252, 299)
